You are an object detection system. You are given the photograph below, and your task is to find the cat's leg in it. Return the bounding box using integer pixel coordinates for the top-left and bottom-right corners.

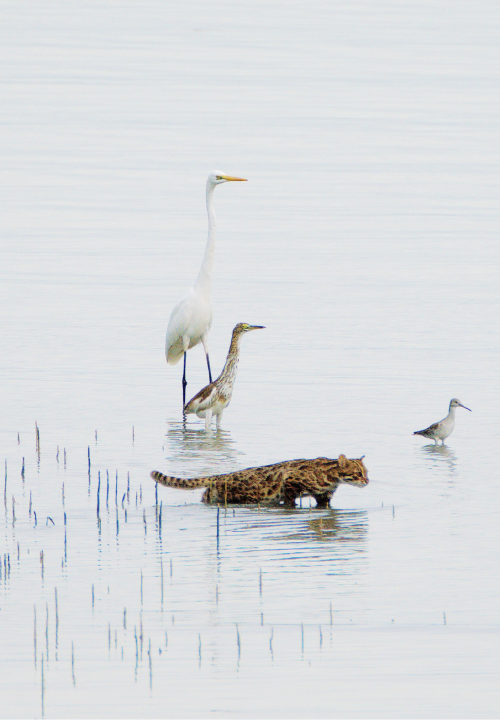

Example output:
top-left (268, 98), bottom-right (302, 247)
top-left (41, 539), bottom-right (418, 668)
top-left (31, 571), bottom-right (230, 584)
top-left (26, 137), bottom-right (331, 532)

top-left (283, 486), bottom-right (298, 508)
top-left (313, 493), bottom-right (332, 509)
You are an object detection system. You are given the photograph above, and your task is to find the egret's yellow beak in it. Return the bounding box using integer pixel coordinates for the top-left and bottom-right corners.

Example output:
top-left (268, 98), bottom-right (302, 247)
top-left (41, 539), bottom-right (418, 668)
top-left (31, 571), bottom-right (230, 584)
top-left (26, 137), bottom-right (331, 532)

top-left (222, 175), bottom-right (247, 182)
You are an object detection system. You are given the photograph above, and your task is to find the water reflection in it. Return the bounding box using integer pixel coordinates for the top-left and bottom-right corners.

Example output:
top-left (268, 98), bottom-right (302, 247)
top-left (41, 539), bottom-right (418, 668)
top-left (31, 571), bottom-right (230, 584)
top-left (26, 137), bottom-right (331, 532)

top-left (165, 420), bottom-right (245, 477)
top-left (274, 509), bottom-right (368, 546)
top-left (420, 444), bottom-right (458, 478)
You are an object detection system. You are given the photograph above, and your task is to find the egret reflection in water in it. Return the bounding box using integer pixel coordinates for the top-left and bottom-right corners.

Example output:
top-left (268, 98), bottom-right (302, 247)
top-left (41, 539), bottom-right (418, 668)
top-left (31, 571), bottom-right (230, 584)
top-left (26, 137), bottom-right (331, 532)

top-left (165, 420), bottom-right (245, 478)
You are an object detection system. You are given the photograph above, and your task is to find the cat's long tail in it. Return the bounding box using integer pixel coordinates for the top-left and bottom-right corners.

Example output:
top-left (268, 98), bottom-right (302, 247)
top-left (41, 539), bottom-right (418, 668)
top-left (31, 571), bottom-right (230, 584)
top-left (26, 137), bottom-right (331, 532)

top-left (150, 471), bottom-right (211, 490)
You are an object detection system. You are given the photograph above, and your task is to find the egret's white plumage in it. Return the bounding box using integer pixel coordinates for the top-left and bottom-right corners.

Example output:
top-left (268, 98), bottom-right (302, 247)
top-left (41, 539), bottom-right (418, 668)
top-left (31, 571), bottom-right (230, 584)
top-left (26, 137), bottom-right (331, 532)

top-left (413, 398), bottom-right (471, 445)
top-left (184, 323), bottom-right (265, 430)
top-left (165, 172), bottom-right (247, 404)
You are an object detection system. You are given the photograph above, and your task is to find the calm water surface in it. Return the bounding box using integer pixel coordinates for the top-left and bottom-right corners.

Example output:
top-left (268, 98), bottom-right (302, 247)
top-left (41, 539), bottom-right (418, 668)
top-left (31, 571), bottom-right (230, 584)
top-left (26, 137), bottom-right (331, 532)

top-left (1, 1), bottom-right (500, 717)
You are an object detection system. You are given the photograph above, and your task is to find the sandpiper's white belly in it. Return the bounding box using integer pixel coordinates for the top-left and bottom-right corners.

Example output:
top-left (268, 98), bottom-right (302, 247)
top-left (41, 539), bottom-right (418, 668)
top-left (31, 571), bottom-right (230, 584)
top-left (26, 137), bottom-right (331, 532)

top-left (435, 416), bottom-right (455, 440)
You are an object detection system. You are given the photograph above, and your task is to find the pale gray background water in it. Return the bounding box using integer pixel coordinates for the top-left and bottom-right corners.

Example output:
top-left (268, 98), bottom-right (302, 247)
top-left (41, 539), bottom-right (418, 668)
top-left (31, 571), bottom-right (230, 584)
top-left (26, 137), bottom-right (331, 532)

top-left (1, 1), bottom-right (499, 717)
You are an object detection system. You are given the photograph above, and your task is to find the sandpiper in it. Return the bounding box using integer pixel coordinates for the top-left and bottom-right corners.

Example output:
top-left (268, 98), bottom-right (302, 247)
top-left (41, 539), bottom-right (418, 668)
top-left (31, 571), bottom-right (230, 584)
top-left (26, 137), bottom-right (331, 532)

top-left (184, 323), bottom-right (264, 430)
top-left (413, 398), bottom-right (471, 445)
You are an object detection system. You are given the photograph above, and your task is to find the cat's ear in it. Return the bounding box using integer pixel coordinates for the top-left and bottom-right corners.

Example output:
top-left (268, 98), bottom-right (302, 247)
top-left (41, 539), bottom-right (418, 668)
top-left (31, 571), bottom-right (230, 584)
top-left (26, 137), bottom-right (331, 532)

top-left (338, 454), bottom-right (348, 468)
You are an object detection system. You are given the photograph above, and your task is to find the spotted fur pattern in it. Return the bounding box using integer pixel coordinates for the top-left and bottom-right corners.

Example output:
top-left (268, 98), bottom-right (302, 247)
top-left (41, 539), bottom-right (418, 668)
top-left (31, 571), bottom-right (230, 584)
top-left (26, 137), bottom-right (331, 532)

top-left (151, 455), bottom-right (368, 507)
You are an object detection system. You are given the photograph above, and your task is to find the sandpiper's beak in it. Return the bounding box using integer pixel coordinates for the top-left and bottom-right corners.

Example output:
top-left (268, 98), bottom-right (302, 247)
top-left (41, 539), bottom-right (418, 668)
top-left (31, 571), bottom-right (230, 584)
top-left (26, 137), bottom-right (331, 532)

top-left (221, 175), bottom-right (247, 182)
top-left (247, 325), bottom-right (265, 331)
top-left (459, 403), bottom-right (472, 411)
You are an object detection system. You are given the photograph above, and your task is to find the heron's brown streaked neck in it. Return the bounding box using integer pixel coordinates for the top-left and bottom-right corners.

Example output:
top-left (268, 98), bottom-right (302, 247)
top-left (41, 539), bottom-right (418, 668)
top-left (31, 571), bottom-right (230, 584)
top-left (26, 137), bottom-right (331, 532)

top-left (218, 331), bottom-right (243, 379)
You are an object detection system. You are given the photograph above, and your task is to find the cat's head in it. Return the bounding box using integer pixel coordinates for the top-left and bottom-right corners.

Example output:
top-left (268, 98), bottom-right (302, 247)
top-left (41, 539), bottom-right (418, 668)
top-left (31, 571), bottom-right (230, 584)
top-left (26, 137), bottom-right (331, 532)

top-left (338, 455), bottom-right (369, 486)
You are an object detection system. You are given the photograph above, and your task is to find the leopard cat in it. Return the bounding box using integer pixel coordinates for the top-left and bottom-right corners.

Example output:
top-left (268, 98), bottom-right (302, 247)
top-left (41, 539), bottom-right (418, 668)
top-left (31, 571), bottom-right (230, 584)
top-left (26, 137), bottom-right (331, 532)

top-left (151, 454), bottom-right (368, 508)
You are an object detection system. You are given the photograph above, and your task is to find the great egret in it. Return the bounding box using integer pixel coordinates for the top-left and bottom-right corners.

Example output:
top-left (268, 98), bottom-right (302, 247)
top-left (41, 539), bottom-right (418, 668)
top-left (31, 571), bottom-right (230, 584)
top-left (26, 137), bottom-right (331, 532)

top-left (184, 323), bottom-right (264, 430)
top-left (413, 398), bottom-right (471, 444)
top-left (165, 172), bottom-right (247, 405)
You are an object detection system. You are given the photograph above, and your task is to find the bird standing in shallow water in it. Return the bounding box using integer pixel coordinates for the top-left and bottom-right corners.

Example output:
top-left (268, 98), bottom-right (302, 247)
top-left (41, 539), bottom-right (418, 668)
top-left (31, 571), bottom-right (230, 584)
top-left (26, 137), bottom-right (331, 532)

top-left (413, 398), bottom-right (471, 445)
top-left (165, 172), bottom-right (247, 406)
top-left (184, 323), bottom-right (265, 430)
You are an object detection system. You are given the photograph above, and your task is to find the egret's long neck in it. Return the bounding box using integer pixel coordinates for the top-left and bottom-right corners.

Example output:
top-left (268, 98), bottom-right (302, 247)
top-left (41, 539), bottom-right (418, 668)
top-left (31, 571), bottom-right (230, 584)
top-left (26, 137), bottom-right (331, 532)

top-left (194, 182), bottom-right (216, 293)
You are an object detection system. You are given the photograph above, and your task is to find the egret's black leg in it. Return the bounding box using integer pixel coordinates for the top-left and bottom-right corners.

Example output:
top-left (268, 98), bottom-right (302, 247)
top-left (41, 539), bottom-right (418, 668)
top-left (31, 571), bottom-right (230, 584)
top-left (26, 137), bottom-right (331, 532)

top-left (182, 352), bottom-right (187, 408)
top-left (206, 353), bottom-right (213, 384)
